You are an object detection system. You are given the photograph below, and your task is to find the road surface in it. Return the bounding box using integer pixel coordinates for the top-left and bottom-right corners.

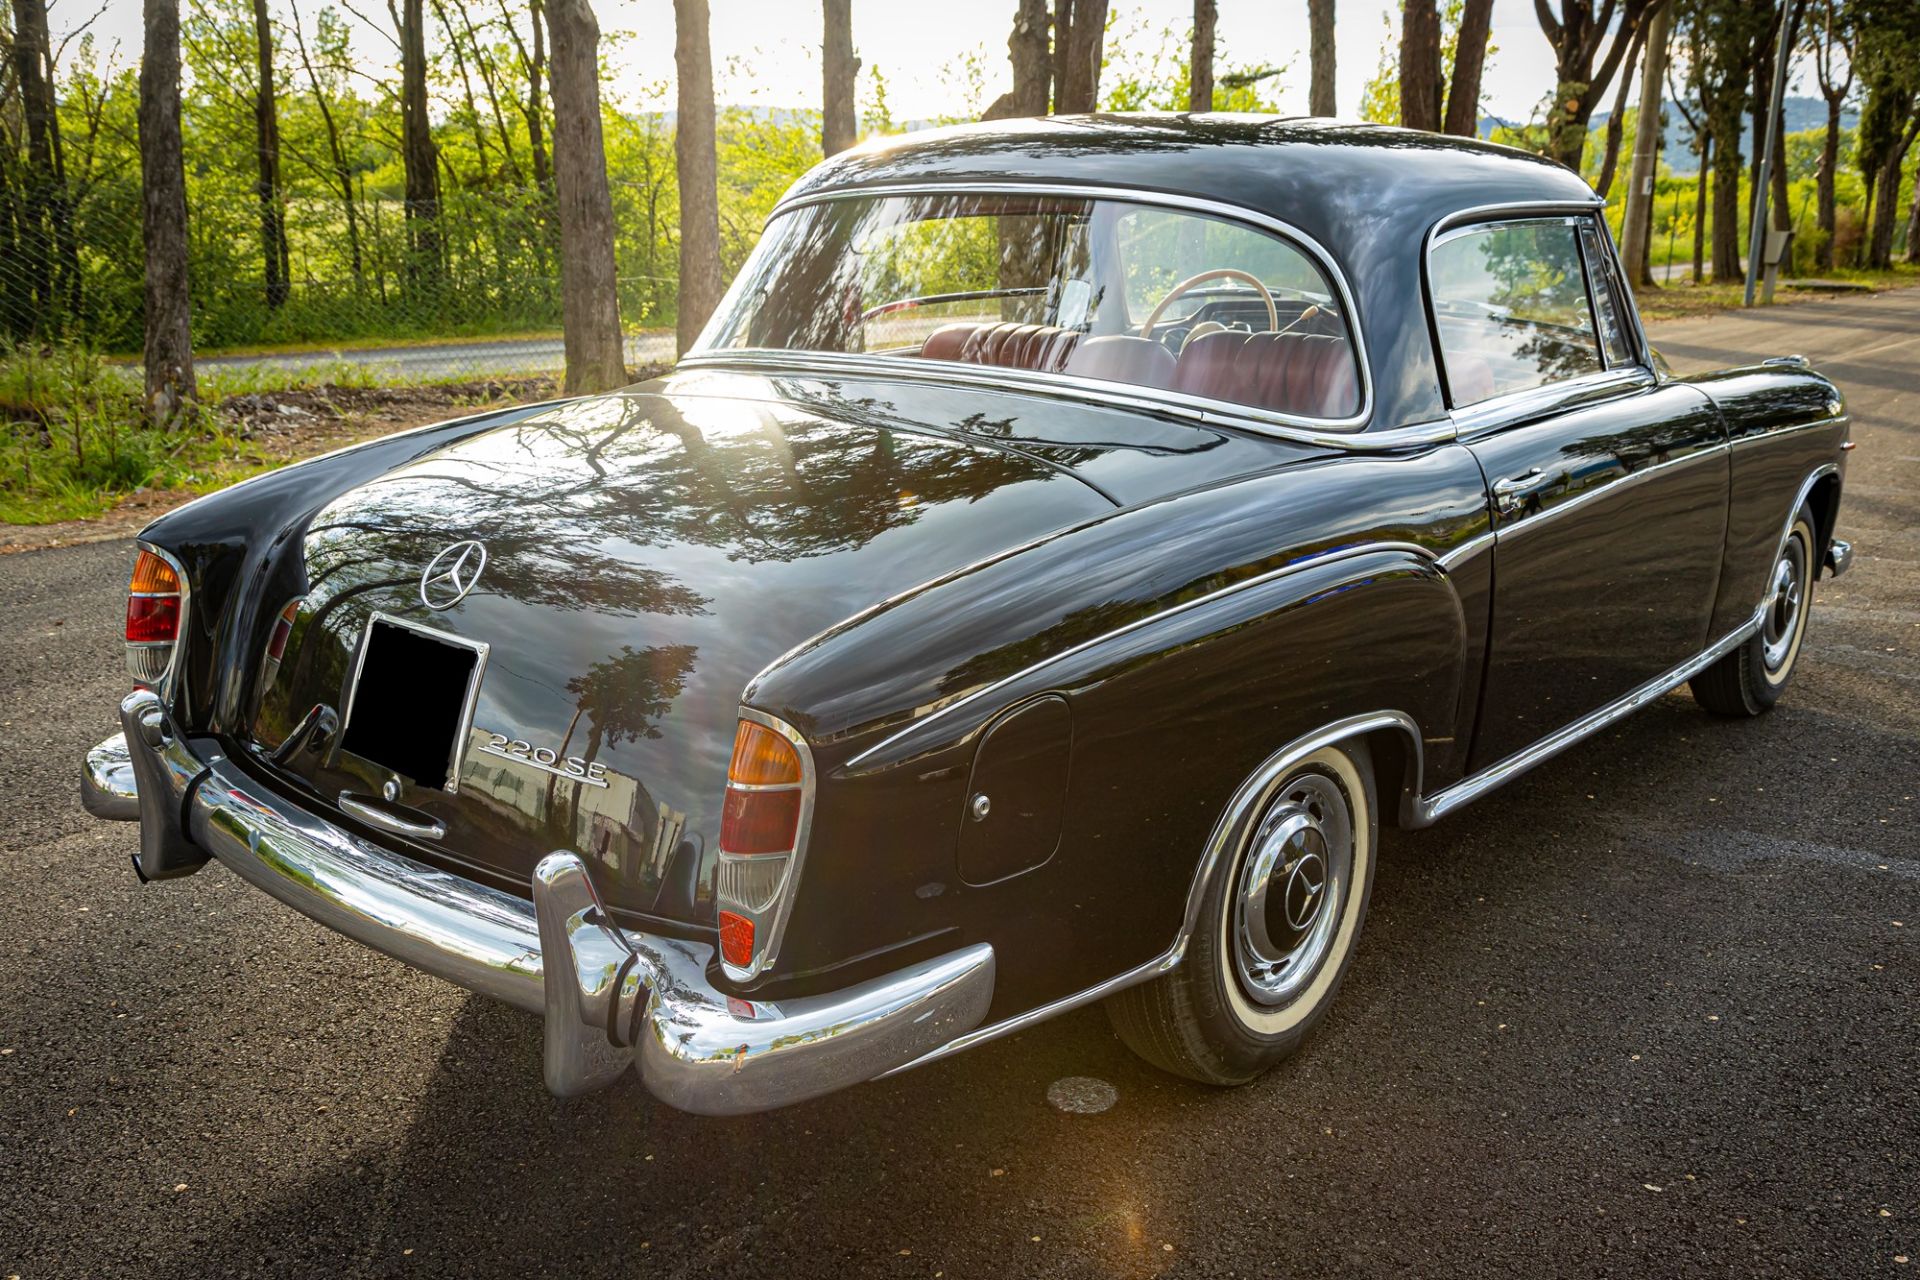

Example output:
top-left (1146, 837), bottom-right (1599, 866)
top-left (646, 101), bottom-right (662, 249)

top-left (3, 291), bottom-right (1915, 1278)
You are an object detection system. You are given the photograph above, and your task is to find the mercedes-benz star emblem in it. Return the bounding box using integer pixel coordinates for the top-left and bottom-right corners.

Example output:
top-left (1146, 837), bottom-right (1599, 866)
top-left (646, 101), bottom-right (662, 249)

top-left (1283, 852), bottom-right (1327, 932)
top-left (420, 540), bottom-right (487, 611)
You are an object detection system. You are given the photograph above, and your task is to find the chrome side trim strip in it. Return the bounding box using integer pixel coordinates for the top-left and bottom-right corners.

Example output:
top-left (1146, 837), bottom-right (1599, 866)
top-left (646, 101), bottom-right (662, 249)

top-left (1774, 463), bottom-right (1840, 567)
top-left (1410, 608), bottom-right (1763, 826)
top-left (704, 180), bottom-right (1383, 438)
top-left (844, 540), bottom-right (1442, 770)
top-left (1447, 367), bottom-right (1655, 438)
top-left (1729, 416), bottom-right (1850, 449)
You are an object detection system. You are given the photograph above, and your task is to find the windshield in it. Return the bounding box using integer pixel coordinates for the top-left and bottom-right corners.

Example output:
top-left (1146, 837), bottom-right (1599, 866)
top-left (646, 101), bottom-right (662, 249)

top-left (692, 191), bottom-right (1363, 423)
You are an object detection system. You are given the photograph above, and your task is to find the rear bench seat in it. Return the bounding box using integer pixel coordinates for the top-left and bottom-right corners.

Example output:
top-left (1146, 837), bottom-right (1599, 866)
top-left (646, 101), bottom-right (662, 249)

top-left (918, 320), bottom-right (1360, 421)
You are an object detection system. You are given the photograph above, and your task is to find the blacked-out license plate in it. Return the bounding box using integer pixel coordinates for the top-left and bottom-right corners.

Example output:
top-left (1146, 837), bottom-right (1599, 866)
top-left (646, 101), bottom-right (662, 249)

top-left (337, 613), bottom-right (490, 792)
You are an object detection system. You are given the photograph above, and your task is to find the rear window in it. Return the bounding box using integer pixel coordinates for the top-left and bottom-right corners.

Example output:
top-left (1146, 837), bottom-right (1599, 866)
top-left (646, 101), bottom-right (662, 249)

top-left (694, 191), bottom-right (1364, 424)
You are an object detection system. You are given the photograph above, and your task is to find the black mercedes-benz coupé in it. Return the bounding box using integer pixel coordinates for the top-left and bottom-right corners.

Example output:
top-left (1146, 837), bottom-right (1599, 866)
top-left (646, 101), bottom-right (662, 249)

top-left (83, 116), bottom-right (1853, 1114)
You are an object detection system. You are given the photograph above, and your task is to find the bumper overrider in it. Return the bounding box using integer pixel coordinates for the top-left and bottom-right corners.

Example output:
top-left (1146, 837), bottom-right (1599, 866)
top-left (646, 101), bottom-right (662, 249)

top-left (81, 688), bottom-right (996, 1114)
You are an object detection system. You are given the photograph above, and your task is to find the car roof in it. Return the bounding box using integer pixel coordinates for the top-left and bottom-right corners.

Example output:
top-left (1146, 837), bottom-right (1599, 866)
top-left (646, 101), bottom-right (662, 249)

top-left (780, 114), bottom-right (1604, 430)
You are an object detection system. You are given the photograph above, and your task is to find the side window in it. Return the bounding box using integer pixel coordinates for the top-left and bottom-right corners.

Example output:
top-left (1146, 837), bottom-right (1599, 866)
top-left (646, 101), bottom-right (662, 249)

top-left (1429, 219), bottom-right (1604, 408)
top-left (1578, 222), bottom-right (1636, 368)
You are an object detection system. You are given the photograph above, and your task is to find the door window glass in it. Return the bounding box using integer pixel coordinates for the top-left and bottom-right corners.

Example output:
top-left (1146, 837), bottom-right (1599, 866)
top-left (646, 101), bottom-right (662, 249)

top-left (1578, 223), bottom-right (1635, 367)
top-left (1429, 220), bottom-right (1604, 407)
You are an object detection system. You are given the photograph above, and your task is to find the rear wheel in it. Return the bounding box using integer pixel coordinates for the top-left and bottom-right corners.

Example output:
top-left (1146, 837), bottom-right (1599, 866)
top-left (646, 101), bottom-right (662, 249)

top-left (1107, 741), bottom-right (1376, 1085)
top-left (1691, 503), bottom-right (1816, 717)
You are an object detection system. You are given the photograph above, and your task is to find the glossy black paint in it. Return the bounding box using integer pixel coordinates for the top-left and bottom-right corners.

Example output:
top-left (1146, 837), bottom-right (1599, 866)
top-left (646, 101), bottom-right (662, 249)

top-left (130, 118), bottom-right (1850, 1031)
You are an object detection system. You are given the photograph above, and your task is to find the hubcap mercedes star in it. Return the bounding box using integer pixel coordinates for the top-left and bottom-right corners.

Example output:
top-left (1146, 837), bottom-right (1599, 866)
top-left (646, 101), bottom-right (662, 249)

top-left (419, 540), bottom-right (488, 611)
top-left (1761, 535), bottom-right (1807, 672)
top-left (1233, 771), bottom-right (1352, 1006)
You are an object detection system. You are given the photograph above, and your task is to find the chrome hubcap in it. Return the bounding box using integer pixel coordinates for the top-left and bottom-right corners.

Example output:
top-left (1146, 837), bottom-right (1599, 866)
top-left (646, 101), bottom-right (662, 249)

top-left (1233, 772), bottom-right (1351, 1007)
top-left (1761, 534), bottom-right (1807, 672)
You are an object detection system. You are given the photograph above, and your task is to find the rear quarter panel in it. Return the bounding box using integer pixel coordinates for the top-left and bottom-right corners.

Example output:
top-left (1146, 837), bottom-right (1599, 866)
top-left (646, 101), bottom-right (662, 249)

top-left (749, 446), bottom-right (1495, 1018)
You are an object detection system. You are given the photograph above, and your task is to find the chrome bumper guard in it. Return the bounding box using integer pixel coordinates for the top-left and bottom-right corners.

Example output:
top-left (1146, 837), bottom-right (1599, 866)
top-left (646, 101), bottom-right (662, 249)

top-left (1824, 536), bottom-right (1853, 578)
top-left (81, 689), bottom-right (996, 1114)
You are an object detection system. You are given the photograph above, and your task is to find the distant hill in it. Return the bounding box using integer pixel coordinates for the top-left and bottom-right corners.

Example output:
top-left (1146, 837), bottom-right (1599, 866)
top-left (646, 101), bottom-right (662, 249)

top-left (1479, 96), bottom-right (1853, 173)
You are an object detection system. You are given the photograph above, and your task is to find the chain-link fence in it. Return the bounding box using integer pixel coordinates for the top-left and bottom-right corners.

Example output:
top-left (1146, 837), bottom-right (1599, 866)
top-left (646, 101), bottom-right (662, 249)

top-left (1, 179), bottom-right (683, 386)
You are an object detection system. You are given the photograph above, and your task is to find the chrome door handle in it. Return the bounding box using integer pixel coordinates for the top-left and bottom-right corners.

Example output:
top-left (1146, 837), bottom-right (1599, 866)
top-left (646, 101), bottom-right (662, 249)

top-left (1492, 468), bottom-right (1544, 515)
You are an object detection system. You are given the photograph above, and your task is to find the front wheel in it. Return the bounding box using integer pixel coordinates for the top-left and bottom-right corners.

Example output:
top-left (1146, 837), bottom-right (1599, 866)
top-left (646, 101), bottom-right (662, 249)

top-left (1691, 502), bottom-right (1817, 717)
top-left (1107, 740), bottom-right (1377, 1085)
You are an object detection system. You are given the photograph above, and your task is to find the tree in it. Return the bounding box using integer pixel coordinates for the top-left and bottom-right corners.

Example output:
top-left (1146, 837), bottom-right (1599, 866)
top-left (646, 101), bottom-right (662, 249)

top-left (1309, 0), bottom-right (1336, 115)
top-left (10, 0), bottom-right (81, 331)
top-left (1674, 0), bottom-right (1771, 282)
top-left (1535, 0), bottom-right (1654, 169)
top-left (1621, 0), bottom-right (1672, 284)
top-left (544, 0), bottom-right (624, 391)
top-left (982, 0), bottom-right (1051, 118)
top-left (287, 0), bottom-right (363, 282)
top-left (1190, 0), bottom-right (1215, 112)
top-left (1853, 0), bottom-right (1920, 268)
top-left (823, 0), bottom-right (858, 153)
top-left (1400, 0), bottom-right (1443, 130)
top-left (1667, 55), bottom-right (1711, 282)
top-left (392, 0), bottom-right (441, 289)
top-left (1443, 0), bottom-right (1494, 135)
top-left (674, 0), bottom-right (722, 354)
top-left (1054, 0), bottom-right (1109, 112)
top-left (1592, 18), bottom-right (1648, 196)
top-left (250, 0), bottom-right (289, 309)
top-left (1806, 0), bottom-right (1855, 270)
top-left (140, 0), bottom-right (197, 426)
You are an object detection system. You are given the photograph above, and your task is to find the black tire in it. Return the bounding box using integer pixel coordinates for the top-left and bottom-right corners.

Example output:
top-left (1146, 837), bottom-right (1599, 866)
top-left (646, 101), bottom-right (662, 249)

top-left (1107, 740), bottom-right (1377, 1085)
top-left (1691, 502), bottom-right (1817, 717)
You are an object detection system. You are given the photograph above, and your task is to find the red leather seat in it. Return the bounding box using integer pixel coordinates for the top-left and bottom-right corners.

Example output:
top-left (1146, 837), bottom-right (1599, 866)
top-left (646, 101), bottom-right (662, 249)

top-left (1170, 331), bottom-right (1359, 419)
top-left (919, 322), bottom-right (1082, 374)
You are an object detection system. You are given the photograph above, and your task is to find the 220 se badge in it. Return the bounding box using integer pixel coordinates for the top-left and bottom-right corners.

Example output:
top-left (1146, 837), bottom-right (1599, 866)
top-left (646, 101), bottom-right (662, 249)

top-left (82, 116), bottom-right (1852, 1116)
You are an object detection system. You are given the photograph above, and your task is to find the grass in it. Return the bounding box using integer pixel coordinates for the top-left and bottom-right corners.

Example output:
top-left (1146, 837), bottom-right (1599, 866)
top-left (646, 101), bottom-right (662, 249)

top-left (1631, 263), bottom-right (1920, 322)
top-left (0, 343), bottom-right (553, 525)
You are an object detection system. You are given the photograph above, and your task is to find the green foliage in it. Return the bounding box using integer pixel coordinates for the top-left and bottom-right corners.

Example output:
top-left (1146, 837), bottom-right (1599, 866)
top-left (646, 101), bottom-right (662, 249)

top-left (1358, 1), bottom-right (1492, 128)
top-left (1099, 13), bottom-right (1285, 113)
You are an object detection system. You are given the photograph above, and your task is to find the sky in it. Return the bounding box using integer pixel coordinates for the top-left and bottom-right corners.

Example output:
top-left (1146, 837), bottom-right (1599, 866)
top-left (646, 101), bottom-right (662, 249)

top-left (70, 0), bottom-right (1815, 127)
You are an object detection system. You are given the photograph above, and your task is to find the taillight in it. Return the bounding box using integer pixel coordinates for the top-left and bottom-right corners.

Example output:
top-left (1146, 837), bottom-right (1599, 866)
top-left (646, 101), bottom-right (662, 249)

top-left (259, 598), bottom-right (301, 688)
top-left (125, 548), bottom-right (184, 685)
top-left (714, 715), bottom-right (811, 979)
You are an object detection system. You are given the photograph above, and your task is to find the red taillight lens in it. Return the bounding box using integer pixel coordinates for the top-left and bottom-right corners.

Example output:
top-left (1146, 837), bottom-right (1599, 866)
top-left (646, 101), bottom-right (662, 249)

top-left (126, 549), bottom-right (182, 645)
top-left (266, 599), bottom-right (299, 662)
top-left (719, 786), bottom-right (803, 856)
top-left (718, 911), bottom-right (755, 969)
top-left (125, 593), bottom-right (181, 643)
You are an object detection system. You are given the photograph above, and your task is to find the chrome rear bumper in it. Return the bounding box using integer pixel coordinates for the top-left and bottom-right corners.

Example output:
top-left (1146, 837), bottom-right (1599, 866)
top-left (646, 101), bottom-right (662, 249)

top-left (82, 689), bottom-right (995, 1114)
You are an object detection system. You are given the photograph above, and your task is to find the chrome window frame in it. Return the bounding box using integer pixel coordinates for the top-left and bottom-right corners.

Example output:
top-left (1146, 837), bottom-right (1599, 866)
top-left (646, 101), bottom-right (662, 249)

top-left (1423, 210), bottom-right (1616, 416)
top-left (680, 181), bottom-right (1378, 439)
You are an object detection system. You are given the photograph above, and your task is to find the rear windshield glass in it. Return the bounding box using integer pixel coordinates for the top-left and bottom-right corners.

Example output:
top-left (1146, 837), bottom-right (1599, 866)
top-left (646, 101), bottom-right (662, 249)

top-left (692, 192), bottom-right (1363, 423)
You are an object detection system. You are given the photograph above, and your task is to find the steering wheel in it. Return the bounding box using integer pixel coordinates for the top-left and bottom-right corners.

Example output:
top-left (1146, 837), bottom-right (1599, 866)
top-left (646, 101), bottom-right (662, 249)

top-left (1140, 268), bottom-right (1278, 340)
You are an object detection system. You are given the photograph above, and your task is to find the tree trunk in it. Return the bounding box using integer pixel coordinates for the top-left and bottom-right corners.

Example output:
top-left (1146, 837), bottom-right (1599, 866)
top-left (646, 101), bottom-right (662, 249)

top-left (983, 0), bottom-right (1051, 119)
top-left (252, 0), bottom-right (291, 309)
top-left (1400, 0), bottom-right (1443, 131)
top-left (1906, 178), bottom-right (1920, 265)
top-left (1189, 0), bottom-right (1215, 113)
top-left (1867, 129), bottom-right (1916, 269)
top-left (395, 0), bottom-right (442, 291)
top-left (524, 0), bottom-right (552, 192)
top-left (1816, 94), bottom-right (1840, 270)
top-left (822, 0), bottom-right (857, 153)
top-left (674, 0), bottom-right (722, 354)
top-left (544, 0), bottom-right (625, 392)
top-left (1054, 0), bottom-right (1108, 113)
top-left (1711, 112), bottom-right (1744, 282)
top-left (1443, 0), bottom-right (1493, 136)
top-left (1692, 134), bottom-right (1709, 283)
top-left (11, 0), bottom-right (73, 331)
top-left (1592, 23), bottom-right (1643, 198)
top-left (1308, 0), bottom-right (1336, 116)
top-left (1621, 0), bottom-right (1669, 285)
top-left (140, 0), bottom-right (197, 427)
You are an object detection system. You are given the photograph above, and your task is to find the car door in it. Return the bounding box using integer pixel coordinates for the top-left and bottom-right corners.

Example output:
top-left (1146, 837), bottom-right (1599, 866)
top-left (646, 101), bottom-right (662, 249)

top-left (1429, 213), bottom-right (1730, 773)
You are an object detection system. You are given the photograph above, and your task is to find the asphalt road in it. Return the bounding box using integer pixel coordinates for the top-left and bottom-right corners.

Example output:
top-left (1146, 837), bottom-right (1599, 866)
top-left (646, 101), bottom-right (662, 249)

top-left (4, 292), bottom-right (1916, 1279)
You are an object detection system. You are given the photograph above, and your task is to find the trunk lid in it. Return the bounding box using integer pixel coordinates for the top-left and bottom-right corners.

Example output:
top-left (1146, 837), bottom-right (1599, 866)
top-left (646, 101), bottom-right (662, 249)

top-left (247, 385), bottom-right (1114, 926)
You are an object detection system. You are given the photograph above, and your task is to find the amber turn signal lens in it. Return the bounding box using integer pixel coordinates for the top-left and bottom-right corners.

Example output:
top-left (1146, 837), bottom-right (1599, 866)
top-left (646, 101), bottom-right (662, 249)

top-left (718, 910), bottom-right (755, 970)
top-left (129, 548), bottom-right (180, 595)
top-left (728, 720), bottom-right (803, 787)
